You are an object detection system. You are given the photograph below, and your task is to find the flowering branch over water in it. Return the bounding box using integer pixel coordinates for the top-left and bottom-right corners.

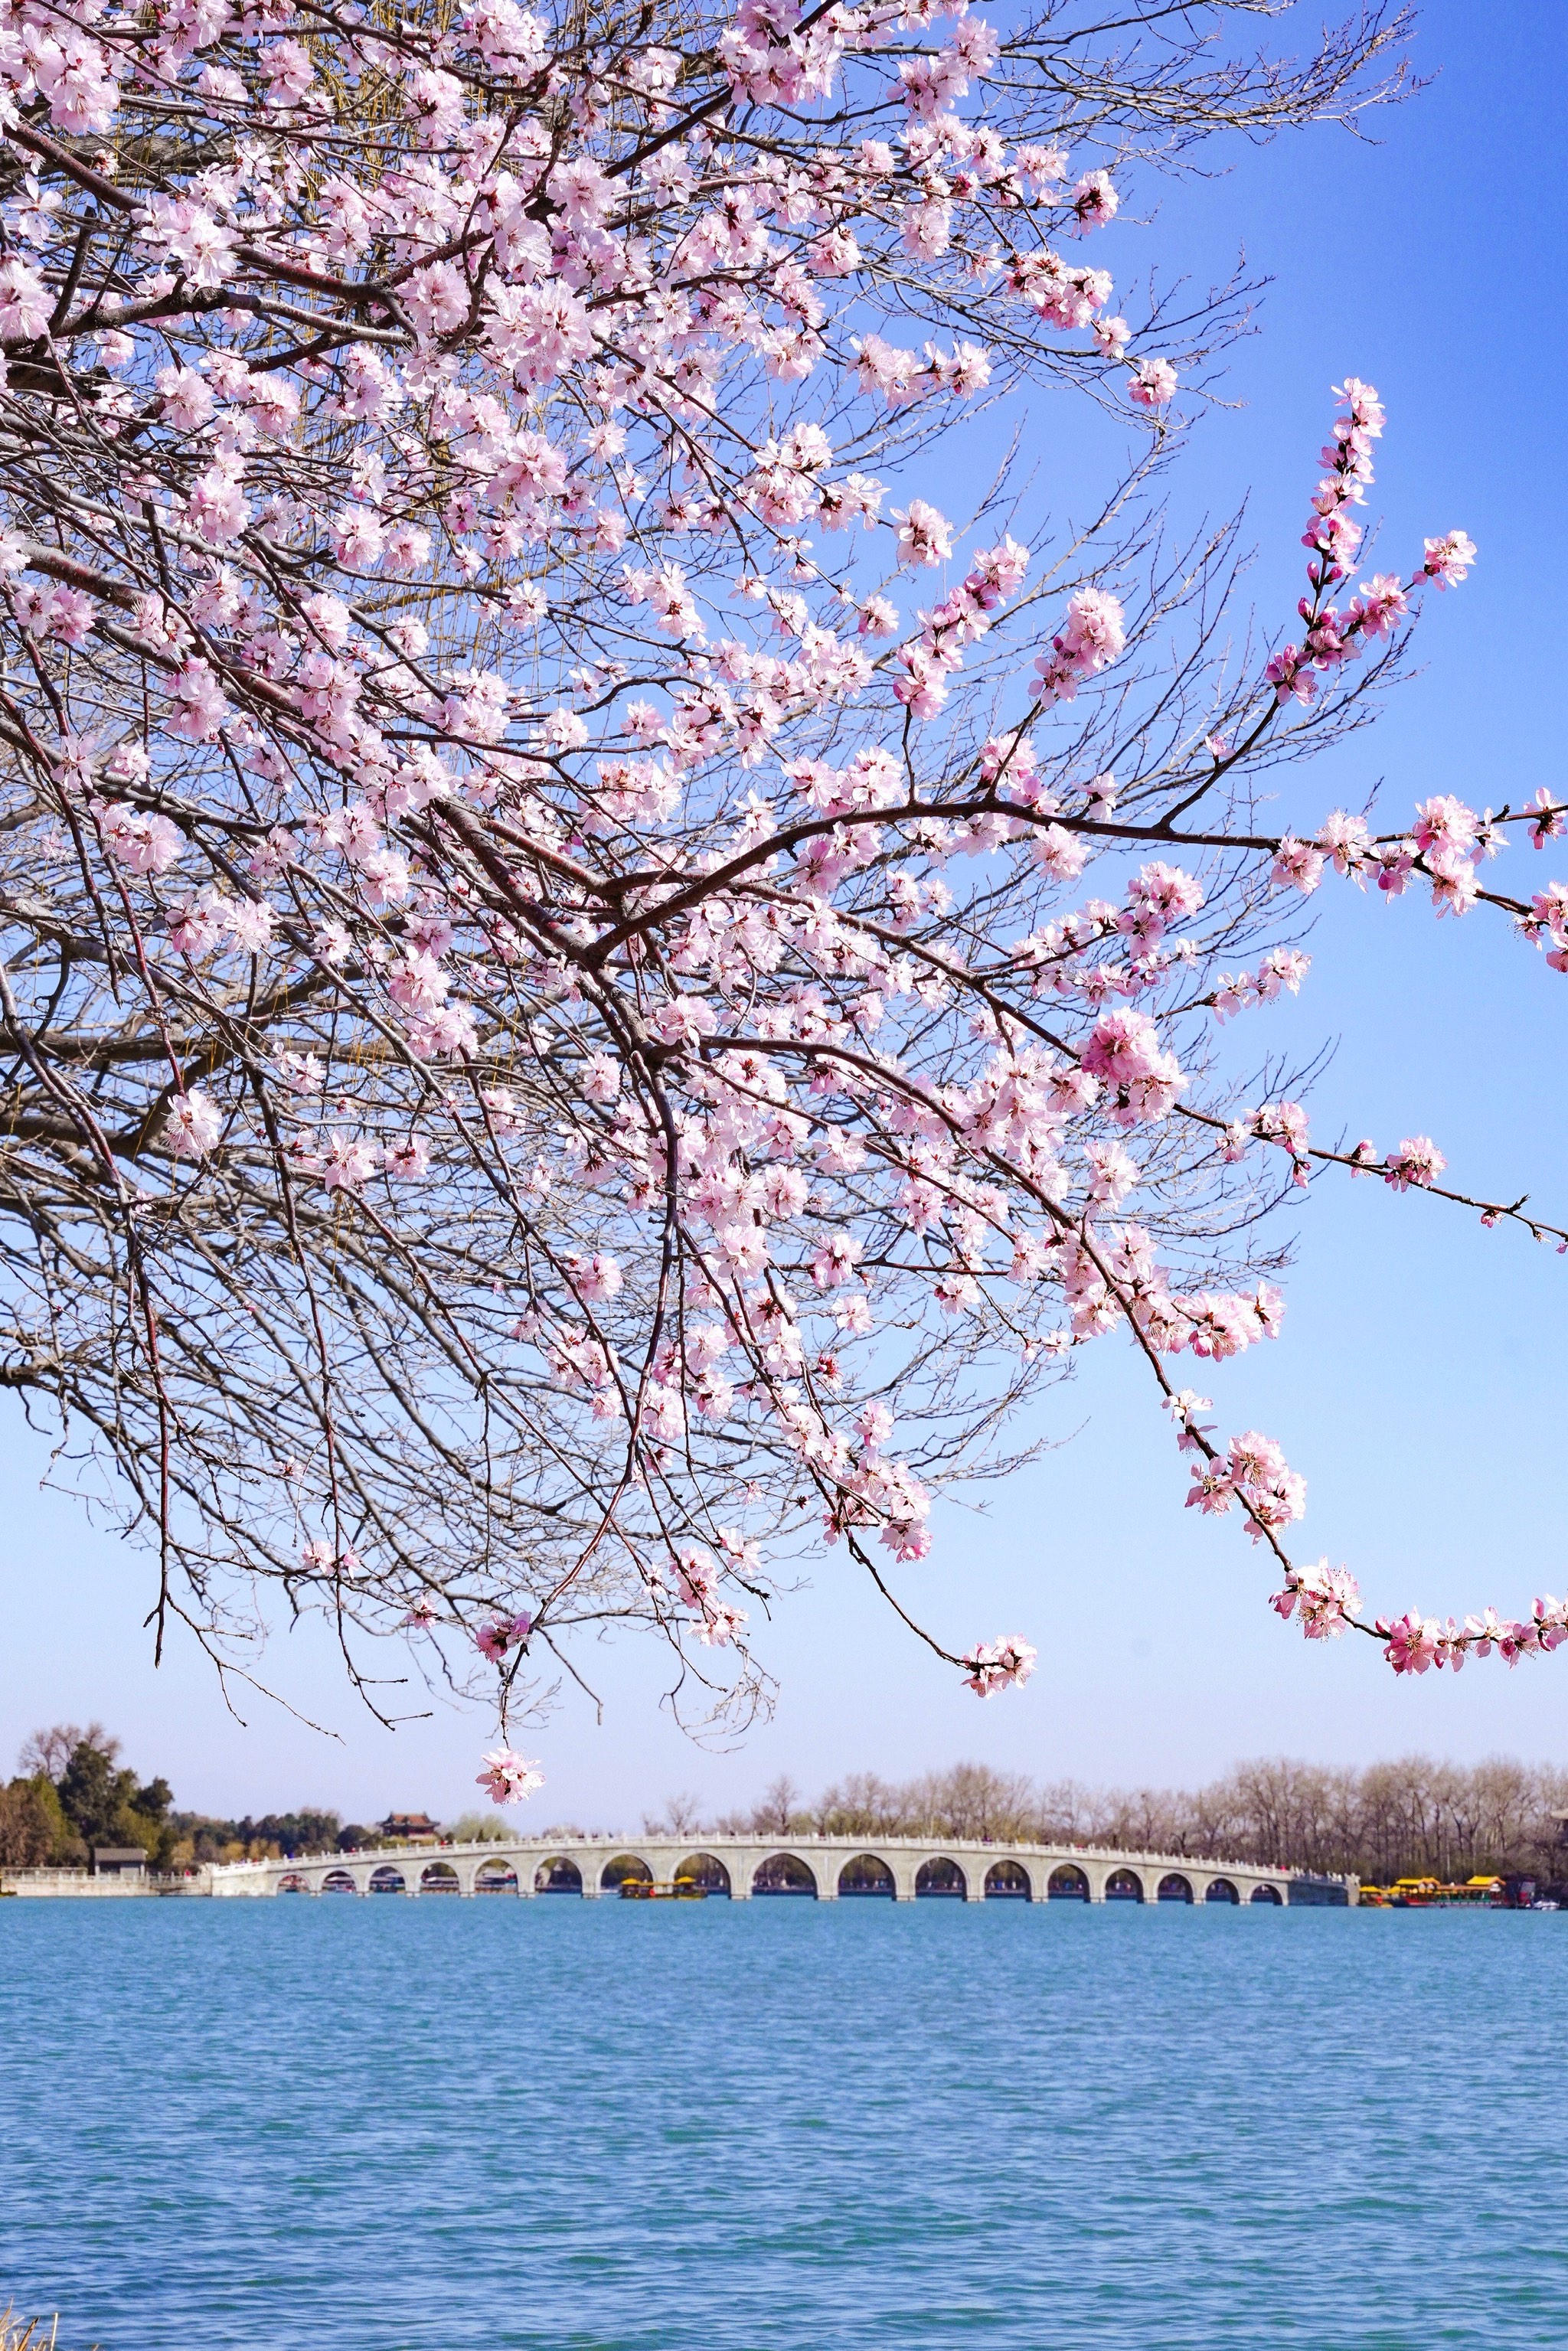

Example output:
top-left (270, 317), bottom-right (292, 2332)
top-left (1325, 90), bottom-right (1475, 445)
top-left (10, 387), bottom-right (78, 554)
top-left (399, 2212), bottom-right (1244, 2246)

top-left (0, 0), bottom-right (1540, 1752)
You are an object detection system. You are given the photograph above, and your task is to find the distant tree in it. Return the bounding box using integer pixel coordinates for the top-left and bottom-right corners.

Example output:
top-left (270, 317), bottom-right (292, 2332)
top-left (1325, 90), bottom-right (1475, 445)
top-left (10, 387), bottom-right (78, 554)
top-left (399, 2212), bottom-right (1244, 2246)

top-left (901, 1762), bottom-right (1037, 1843)
top-left (642, 1792), bottom-right (705, 1838)
top-left (136, 1779), bottom-right (175, 1824)
top-left (12, 1775), bottom-right (86, 1866)
top-left (337, 1825), bottom-right (371, 1853)
top-left (442, 1813), bottom-right (515, 1844)
top-left (240, 1811), bottom-right (341, 1856)
top-left (0, 1781), bottom-right (56, 1868)
top-left (751, 1776), bottom-right (804, 1837)
top-left (18, 1724), bottom-right (113, 1782)
top-left (815, 1772), bottom-right (914, 1839)
top-left (772, 1755), bottom-right (1568, 1885)
top-left (26, 1727), bottom-right (177, 1866)
top-left (57, 1737), bottom-right (142, 1847)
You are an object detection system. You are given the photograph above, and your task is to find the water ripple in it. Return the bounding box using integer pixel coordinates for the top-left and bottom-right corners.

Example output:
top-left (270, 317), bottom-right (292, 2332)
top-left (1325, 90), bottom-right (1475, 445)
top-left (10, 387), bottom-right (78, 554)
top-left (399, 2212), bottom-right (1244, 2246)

top-left (1, 1899), bottom-right (1562, 2348)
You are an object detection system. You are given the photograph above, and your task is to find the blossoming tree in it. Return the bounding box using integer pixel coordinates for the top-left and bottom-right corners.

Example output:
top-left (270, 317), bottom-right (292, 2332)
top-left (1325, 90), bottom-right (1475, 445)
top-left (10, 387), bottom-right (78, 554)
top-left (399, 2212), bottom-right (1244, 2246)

top-left (0, 0), bottom-right (1540, 1790)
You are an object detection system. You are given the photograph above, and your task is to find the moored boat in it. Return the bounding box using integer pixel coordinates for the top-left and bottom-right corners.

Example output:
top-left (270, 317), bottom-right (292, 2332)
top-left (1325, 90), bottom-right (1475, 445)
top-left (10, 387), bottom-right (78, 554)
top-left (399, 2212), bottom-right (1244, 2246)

top-left (1362, 1875), bottom-right (1506, 1908)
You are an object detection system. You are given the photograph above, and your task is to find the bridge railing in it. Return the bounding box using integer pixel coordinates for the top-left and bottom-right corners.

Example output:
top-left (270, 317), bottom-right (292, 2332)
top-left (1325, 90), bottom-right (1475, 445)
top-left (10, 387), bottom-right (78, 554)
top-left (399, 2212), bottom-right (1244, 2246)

top-left (216, 1833), bottom-right (1318, 1886)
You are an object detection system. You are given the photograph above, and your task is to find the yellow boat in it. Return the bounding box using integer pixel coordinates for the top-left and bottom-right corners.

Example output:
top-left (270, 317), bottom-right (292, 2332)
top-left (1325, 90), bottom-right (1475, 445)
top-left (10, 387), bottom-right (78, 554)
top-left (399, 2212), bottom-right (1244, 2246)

top-left (1385, 1875), bottom-right (1504, 1908)
top-left (619, 1877), bottom-right (707, 1900)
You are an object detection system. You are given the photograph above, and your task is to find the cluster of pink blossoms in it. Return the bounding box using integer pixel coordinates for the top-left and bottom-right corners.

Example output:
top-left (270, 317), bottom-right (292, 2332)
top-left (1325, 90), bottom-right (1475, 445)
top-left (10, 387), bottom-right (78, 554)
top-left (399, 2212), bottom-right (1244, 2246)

top-left (1377, 1599), bottom-right (1568, 1677)
top-left (895, 535), bottom-right (1030, 718)
top-left (1185, 1432), bottom-right (1306, 1541)
top-left (1260, 378), bottom-right (1469, 717)
top-left (962, 1636), bottom-right (1038, 1695)
top-left (1270, 1570), bottom-right (1568, 1683)
top-left (1270, 1559), bottom-right (1362, 1641)
top-left (670, 1540), bottom-right (751, 1647)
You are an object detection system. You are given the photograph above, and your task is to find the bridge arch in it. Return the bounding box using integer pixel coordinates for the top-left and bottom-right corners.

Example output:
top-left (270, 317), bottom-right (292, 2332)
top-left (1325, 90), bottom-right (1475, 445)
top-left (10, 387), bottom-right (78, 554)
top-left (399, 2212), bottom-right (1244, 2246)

top-left (1249, 1883), bottom-right (1282, 1905)
top-left (1157, 1873), bottom-right (1194, 1904)
top-left (838, 1853), bottom-right (896, 1897)
top-left (277, 1872), bottom-right (310, 1894)
top-left (676, 1853), bottom-right (731, 1895)
top-left (421, 1862), bottom-right (461, 1895)
top-left (915, 1856), bottom-right (966, 1899)
top-left (1204, 1877), bottom-right (1240, 1905)
top-left (600, 1853), bottom-right (653, 1892)
top-left (1105, 1867), bottom-right (1144, 1902)
top-left (753, 1852), bottom-right (817, 1896)
top-left (536, 1856), bottom-right (583, 1895)
top-left (475, 1859), bottom-right (518, 1894)
top-left (1048, 1864), bottom-right (1090, 1901)
top-left (985, 1860), bottom-right (1031, 1899)
top-left (368, 1864), bottom-right (406, 1895)
top-left (320, 1868), bottom-right (358, 1895)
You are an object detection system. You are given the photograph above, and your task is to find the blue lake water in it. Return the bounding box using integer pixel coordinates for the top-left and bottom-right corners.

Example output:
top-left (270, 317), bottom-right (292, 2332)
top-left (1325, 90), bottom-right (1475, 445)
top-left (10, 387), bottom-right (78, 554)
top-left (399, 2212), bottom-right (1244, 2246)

top-left (1, 1897), bottom-right (1564, 2349)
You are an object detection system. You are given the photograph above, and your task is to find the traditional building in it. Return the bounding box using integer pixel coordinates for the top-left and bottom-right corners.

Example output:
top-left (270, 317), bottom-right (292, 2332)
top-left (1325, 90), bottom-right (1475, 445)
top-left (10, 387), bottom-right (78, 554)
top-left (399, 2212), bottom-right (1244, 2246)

top-left (377, 1812), bottom-right (442, 1846)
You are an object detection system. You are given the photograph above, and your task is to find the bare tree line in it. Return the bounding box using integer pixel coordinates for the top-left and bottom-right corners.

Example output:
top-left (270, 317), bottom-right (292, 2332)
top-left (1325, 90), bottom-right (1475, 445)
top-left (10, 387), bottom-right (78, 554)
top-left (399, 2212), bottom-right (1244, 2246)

top-left (645, 1758), bottom-right (1568, 1884)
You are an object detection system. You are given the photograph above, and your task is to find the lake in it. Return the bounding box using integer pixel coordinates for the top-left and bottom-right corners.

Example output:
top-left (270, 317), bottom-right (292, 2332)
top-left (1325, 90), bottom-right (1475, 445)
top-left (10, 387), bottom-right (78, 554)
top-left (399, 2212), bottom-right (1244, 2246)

top-left (0, 1898), bottom-right (1563, 2347)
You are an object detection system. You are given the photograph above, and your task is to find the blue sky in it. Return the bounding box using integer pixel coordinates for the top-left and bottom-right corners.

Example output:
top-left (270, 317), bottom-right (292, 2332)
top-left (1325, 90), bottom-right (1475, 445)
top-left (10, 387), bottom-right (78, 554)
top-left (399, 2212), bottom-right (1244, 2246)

top-left (4, 0), bottom-right (1567, 1828)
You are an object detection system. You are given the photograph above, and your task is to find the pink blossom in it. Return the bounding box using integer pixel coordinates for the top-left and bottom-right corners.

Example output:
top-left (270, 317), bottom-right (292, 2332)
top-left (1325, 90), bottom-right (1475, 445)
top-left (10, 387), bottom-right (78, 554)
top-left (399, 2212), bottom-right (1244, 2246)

top-left (1529, 787), bottom-right (1566, 851)
top-left (475, 1611), bottom-right (532, 1661)
top-left (1348, 574), bottom-right (1408, 638)
top-left (1128, 358), bottom-right (1178, 410)
top-left (155, 366), bottom-right (215, 433)
top-left (262, 37), bottom-right (315, 103)
top-left (321, 1134), bottom-right (379, 1192)
top-left (1423, 530), bottom-right (1477, 589)
top-left (188, 457), bottom-right (250, 547)
top-left (165, 1090), bottom-right (223, 1158)
top-left (1082, 1007), bottom-right (1163, 1086)
top-left (168, 659), bottom-right (230, 743)
top-left (1272, 838), bottom-right (1325, 895)
top-left (1068, 171), bottom-right (1119, 230)
top-left (96, 802), bottom-right (181, 876)
top-left (1383, 1136), bottom-right (1446, 1191)
top-left (575, 1252), bottom-right (623, 1301)
top-left (1266, 651), bottom-right (1310, 705)
top-left (1315, 811), bottom-right (1372, 877)
top-left (893, 500), bottom-right (955, 568)
top-left (385, 1137), bottom-right (431, 1180)
top-left (1185, 1465), bottom-right (1236, 1516)
top-left (475, 1747), bottom-right (544, 1803)
top-left (962, 1636), bottom-right (1037, 1696)
top-left (696, 1600), bottom-right (747, 1647)
top-left (334, 507), bottom-right (387, 570)
top-left (1380, 1611), bottom-right (1442, 1676)
top-left (1413, 795), bottom-right (1478, 857)
top-left (669, 1545), bottom-right (715, 1608)
top-left (1271, 1558), bottom-right (1361, 1640)
top-left (0, 260), bottom-right (50, 341)
top-left (1034, 589), bottom-right (1126, 704)
top-left (580, 1053), bottom-right (620, 1104)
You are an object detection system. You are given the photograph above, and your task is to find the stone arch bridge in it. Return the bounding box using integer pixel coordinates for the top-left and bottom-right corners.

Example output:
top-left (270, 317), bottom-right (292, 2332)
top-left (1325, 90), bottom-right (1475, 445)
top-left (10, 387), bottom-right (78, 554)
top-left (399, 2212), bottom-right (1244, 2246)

top-left (209, 1834), bottom-right (1321, 1905)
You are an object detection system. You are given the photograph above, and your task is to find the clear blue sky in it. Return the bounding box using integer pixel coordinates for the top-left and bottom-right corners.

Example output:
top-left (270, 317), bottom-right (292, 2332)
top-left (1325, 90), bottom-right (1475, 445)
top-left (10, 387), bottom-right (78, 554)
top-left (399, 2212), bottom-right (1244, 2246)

top-left (4, 0), bottom-right (1567, 1829)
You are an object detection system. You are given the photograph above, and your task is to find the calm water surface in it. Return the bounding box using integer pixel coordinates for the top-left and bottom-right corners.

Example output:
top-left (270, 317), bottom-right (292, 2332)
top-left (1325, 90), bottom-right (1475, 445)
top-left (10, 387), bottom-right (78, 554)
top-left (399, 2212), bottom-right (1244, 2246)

top-left (1, 1898), bottom-right (1563, 2348)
